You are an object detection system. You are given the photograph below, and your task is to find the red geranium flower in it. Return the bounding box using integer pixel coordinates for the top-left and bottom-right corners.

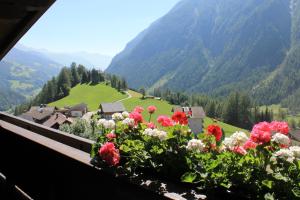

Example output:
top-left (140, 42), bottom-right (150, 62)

top-left (157, 115), bottom-right (174, 127)
top-left (207, 124), bottom-right (222, 142)
top-left (147, 105), bottom-right (157, 114)
top-left (172, 111), bottom-right (188, 125)
top-left (99, 142), bottom-right (120, 166)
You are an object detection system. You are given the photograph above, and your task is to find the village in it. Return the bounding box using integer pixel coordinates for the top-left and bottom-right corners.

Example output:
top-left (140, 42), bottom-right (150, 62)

top-left (18, 102), bottom-right (206, 135)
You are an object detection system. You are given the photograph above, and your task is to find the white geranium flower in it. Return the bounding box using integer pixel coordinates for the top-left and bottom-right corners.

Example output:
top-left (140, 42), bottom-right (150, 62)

top-left (122, 111), bottom-right (130, 118)
top-left (223, 137), bottom-right (234, 150)
top-left (143, 129), bottom-right (167, 141)
top-left (97, 119), bottom-right (106, 126)
top-left (143, 128), bottom-right (154, 136)
top-left (186, 139), bottom-right (206, 152)
top-left (152, 129), bottom-right (167, 141)
top-left (273, 149), bottom-right (295, 163)
top-left (230, 131), bottom-right (249, 146)
top-left (103, 120), bottom-right (115, 129)
top-left (122, 118), bottom-right (135, 127)
top-left (271, 133), bottom-right (290, 146)
top-left (289, 146), bottom-right (300, 159)
top-left (112, 113), bottom-right (124, 121)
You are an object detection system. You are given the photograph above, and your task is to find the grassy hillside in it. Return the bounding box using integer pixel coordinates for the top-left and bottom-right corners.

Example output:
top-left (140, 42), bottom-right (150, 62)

top-left (49, 84), bottom-right (247, 135)
top-left (49, 83), bottom-right (127, 110)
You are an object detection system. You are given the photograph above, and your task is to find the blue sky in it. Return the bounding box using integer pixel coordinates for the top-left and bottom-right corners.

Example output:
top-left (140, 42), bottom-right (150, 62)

top-left (18, 0), bottom-right (181, 56)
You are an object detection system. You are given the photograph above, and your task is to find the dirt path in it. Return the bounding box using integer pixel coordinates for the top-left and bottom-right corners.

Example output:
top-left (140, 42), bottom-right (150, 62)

top-left (116, 91), bottom-right (132, 102)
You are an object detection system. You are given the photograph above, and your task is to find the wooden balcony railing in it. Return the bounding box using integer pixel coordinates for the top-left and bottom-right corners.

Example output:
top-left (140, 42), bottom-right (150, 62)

top-left (0, 112), bottom-right (212, 200)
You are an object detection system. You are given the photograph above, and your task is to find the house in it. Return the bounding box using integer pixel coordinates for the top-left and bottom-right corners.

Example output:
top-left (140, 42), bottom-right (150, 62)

top-left (68, 103), bottom-right (88, 117)
top-left (19, 105), bottom-right (57, 124)
top-left (172, 106), bottom-right (206, 134)
top-left (43, 113), bottom-right (72, 129)
top-left (99, 102), bottom-right (126, 119)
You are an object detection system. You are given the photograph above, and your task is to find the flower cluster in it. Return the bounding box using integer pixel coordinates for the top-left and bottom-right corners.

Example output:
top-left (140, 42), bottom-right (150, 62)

top-left (129, 111), bottom-right (143, 125)
top-left (250, 121), bottom-right (289, 144)
top-left (121, 117), bottom-right (135, 127)
top-left (207, 125), bottom-right (223, 142)
top-left (271, 132), bottom-right (290, 147)
top-left (172, 111), bottom-right (188, 125)
top-left (157, 115), bottom-right (174, 127)
top-left (143, 128), bottom-right (167, 141)
top-left (98, 142), bottom-right (120, 166)
top-left (112, 113), bottom-right (124, 121)
top-left (222, 131), bottom-right (248, 154)
top-left (98, 119), bottom-right (115, 129)
top-left (186, 139), bottom-right (206, 152)
top-left (92, 107), bottom-right (298, 199)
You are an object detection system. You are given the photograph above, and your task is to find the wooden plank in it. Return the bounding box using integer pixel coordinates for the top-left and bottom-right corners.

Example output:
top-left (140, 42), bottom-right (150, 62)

top-left (0, 112), bottom-right (94, 153)
top-left (0, 120), bottom-right (92, 165)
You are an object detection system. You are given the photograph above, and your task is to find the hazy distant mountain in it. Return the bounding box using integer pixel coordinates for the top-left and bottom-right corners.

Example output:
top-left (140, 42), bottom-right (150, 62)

top-left (0, 47), bottom-right (61, 110)
top-left (16, 43), bottom-right (112, 70)
top-left (106, 0), bottom-right (300, 105)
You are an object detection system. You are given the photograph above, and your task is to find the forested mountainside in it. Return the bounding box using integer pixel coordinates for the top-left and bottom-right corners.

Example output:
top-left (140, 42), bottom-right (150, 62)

top-left (0, 48), bottom-right (61, 110)
top-left (106, 0), bottom-right (300, 106)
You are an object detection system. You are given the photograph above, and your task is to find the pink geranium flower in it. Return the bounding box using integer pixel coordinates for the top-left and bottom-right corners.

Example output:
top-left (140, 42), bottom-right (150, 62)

top-left (157, 115), bottom-right (174, 127)
top-left (134, 106), bottom-right (144, 113)
top-left (129, 111), bottom-right (143, 125)
top-left (99, 142), bottom-right (120, 166)
top-left (250, 122), bottom-right (272, 144)
top-left (146, 122), bottom-right (156, 129)
top-left (147, 105), bottom-right (157, 114)
top-left (243, 140), bottom-right (257, 150)
top-left (106, 132), bottom-right (117, 140)
top-left (270, 121), bottom-right (289, 135)
top-left (233, 146), bottom-right (247, 155)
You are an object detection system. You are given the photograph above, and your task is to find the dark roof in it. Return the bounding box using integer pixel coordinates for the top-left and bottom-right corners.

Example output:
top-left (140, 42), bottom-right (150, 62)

top-left (0, 0), bottom-right (55, 60)
top-left (100, 102), bottom-right (125, 113)
top-left (18, 113), bottom-right (34, 122)
top-left (43, 113), bottom-right (71, 128)
top-left (191, 107), bottom-right (206, 118)
top-left (69, 103), bottom-right (88, 112)
top-left (25, 106), bottom-right (56, 121)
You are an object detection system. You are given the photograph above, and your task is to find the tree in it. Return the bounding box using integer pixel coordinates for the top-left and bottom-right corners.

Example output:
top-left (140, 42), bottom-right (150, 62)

top-left (121, 78), bottom-right (128, 90)
top-left (81, 71), bottom-right (89, 84)
top-left (70, 62), bottom-right (80, 86)
top-left (205, 101), bottom-right (216, 118)
top-left (222, 92), bottom-right (239, 126)
top-left (91, 69), bottom-right (100, 84)
top-left (57, 67), bottom-right (71, 97)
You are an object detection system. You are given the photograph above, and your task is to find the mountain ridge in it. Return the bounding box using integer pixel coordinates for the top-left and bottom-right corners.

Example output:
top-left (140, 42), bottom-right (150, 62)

top-left (106, 0), bottom-right (299, 105)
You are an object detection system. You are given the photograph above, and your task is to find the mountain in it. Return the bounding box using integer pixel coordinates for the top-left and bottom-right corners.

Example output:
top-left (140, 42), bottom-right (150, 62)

top-left (0, 48), bottom-right (61, 110)
top-left (106, 0), bottom-right (300, 105)
top-left (16, 43), bottom-right (112, 70)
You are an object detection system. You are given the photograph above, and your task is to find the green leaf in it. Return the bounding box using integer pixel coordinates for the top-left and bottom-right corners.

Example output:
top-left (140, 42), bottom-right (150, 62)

top-left (264, 193), bottom-right (274, 200)
top-left (181, 172), bottom-right (197, 183)
top-left (220, 182), bottom-right (232, 189)
top-left (262, 180), bottom-right (273, 189)
top-left (150, 145), bottom-right (164, 154)
top-left (120, 144), bottom-right (131, 153)
top-left (292, 187), bottom-right (300, 197)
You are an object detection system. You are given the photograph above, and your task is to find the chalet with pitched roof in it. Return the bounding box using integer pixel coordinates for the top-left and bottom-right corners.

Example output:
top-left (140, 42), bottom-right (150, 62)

top-left (99, 102), bottom-right (125, 119)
